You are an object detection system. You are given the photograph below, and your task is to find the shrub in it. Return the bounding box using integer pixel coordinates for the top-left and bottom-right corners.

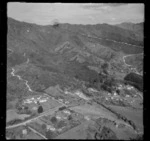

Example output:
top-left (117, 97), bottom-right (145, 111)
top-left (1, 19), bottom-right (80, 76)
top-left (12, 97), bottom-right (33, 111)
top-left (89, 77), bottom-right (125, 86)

top-left (37, 106), bottom-right (43, 113)
top-left (58, 106), bottom-right (66, 111)
top-left (51, 116), bottom-right (57, 124)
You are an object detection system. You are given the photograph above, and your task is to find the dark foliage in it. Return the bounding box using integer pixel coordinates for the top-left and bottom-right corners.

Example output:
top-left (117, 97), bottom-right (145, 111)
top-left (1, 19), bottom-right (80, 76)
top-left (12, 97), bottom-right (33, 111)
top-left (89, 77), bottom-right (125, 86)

top-left (45, 130), bottom-right (56, 139)
top-left (101, 84), bottom-right (112, 93)
top-left (124, 72), bottom-right (143, 92)
top-left (56, 120), bottom-right (67, 129)
top-left (37, 105), bottom-right (43, 113)
top-left (100, 77), bottom-right (116, 93)
top-left (95, 126), bottom-right (117, 140)
top-left (50, 116), bottom-right (57, 124)
top-left (101, 62), bottom-right (109, 70)
top-left (58, 106), bottom-right (67, 111)
top-left (124, 72), bottom-right (142, 85)
top-left (67, 115), bottom-right (73, 120)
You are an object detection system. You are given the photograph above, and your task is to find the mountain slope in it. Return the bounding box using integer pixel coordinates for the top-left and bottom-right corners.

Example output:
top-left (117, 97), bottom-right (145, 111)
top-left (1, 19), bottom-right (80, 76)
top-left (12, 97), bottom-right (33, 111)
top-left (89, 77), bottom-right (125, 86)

top-left (116, 22), bottom-right (144, 43)
top-left (7, 17), bottom-right (143, 94)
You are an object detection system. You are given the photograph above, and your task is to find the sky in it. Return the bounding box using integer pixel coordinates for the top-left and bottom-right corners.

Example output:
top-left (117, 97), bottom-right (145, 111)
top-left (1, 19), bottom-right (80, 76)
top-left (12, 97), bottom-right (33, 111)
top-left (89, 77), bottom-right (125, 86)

top-left (7, 3), bottom-right (144, 25)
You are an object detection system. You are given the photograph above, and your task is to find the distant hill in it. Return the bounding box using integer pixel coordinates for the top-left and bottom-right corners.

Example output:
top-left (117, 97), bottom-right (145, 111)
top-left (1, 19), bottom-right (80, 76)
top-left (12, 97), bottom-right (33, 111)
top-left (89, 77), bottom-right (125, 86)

top-left (124, 53), bottom-right (143, 74)
top-left (116, 22), bottom-right (144, 42)
top-left (7, 17), bottom-right (143, 54)
top-left (116, 22), bottom-right (143, 32)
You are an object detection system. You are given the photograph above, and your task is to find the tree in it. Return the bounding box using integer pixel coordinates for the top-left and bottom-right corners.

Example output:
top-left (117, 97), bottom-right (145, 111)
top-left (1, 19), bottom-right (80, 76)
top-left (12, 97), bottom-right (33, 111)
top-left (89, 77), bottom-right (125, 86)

top-left (50, 116), bottom-right (57, 124)
top-left (116, 89), bottom-right (120, 95)
top-left (58, 106), bottom-right (66, 111)
top-left (37, 105), bottom-right (43, 113)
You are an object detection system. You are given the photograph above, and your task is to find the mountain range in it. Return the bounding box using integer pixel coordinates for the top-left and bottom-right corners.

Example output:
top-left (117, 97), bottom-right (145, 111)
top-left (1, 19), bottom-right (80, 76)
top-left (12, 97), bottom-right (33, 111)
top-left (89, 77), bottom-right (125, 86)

top-left (7, 17), bottom-right (143, 95)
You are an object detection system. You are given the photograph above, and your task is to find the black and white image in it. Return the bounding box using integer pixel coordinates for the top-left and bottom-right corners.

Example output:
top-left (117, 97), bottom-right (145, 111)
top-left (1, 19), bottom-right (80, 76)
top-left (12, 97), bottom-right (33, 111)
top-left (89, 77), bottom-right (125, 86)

top-left (6, 3), bottom-right (144, 140)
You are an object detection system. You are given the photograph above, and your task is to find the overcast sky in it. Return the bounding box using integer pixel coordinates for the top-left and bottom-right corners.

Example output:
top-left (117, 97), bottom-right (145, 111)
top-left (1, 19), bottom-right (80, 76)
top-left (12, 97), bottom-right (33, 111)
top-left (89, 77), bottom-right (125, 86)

top-left (7, 3), bottom-right (144, 25)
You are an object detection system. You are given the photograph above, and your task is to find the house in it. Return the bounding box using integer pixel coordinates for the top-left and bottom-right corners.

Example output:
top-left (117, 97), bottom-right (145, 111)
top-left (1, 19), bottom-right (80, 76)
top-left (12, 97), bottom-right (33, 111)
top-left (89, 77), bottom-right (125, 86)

top-left (113, 92), bottom-right (117, 96)
top-left (63, 110), bottom-right (71, 115)
top-left (105, 97), bottom-right (108, 100)
top-left (84, 116), bottom-right (90, 120)
top-left (56, 115), bottom-right (62, 120)
top-left (39, 99), bottom-right (47, 103)
top-left (47, 125), bottom-right (56, 131)
top-left (22, 129), bottom-right (27, 135)
top-left (126, 85), bottom-right (134, 90)
top-left (74, 91), bottom-right (89, 100)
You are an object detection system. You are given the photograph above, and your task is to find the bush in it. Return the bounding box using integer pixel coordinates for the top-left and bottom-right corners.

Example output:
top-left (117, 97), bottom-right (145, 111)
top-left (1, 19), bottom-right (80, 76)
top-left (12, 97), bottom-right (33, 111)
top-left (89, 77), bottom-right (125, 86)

top-left (37, 106), bottom-right (43, 113)
top-left (58, 106), bottom-right (66, 111)
top-left (101, 84), bottom-right (112, 93)
top-left (51, 116), bottom-right (57, 124)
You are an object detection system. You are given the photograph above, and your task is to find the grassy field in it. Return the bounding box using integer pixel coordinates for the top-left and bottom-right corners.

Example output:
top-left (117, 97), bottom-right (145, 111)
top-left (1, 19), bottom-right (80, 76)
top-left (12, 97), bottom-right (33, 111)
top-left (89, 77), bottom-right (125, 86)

top-left (107, 105), bottom-right (143, 132)
top-left (7, 109), bottom-right (30, 122)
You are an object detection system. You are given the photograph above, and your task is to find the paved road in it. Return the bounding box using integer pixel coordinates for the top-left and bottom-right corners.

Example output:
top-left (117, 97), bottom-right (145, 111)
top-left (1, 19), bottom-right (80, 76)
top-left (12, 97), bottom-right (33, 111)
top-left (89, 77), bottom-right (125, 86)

top-left (6, 106), bottom-right (60, 129)
top-left (6, 90), bottom-right (69, 129)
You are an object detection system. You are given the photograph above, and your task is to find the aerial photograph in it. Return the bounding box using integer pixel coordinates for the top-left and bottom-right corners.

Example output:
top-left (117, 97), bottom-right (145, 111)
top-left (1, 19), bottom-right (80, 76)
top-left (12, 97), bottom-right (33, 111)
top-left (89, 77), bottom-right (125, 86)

top-left (6, 3), bottom-right (144, 140)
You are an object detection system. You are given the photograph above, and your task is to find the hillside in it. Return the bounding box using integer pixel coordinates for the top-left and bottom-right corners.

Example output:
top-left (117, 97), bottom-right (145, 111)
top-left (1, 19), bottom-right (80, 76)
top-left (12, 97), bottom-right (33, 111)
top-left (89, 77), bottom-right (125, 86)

top-left (124, 53), bottom-right (143, 74)
top-left (7, 17), bottom-right (144, 140)
top-left (7, 17), bottom-right (143, 106)
top-left (116, 22), bottom-right (144, 42)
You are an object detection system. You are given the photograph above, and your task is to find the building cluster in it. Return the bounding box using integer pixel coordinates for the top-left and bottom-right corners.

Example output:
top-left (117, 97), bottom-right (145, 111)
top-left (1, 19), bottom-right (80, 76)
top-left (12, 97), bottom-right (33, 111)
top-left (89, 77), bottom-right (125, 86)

top-left (23, 96), bottom-right (49, 104)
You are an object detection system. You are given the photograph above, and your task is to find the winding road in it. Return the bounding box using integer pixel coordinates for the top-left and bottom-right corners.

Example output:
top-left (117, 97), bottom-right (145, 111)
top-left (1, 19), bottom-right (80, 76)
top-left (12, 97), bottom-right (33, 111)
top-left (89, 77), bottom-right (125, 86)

top-left (11, 67), bottom-right (33, 92)
top-left (122, 53), bottom-right (143, 76)
top-left (10, 56), bottom-right (33, 92)
top-left (123, 53), bottom-right (143, 66)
